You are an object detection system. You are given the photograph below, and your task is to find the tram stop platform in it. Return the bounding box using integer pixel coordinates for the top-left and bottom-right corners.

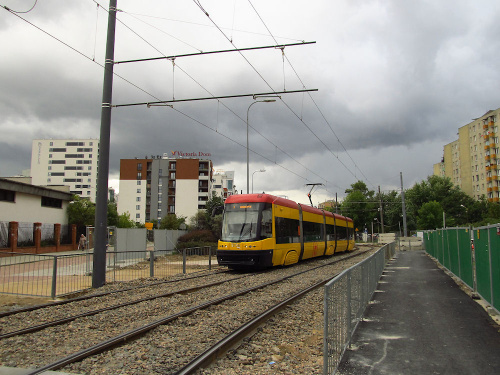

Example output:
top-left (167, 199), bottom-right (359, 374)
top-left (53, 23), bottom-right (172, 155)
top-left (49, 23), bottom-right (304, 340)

top-left (337, 250), bottom-right (500, 375)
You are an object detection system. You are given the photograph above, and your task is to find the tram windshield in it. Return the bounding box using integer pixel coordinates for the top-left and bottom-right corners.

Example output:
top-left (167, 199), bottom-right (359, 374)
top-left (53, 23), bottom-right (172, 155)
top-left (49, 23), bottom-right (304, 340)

top-left (221, 202), bottom-right (272, 242)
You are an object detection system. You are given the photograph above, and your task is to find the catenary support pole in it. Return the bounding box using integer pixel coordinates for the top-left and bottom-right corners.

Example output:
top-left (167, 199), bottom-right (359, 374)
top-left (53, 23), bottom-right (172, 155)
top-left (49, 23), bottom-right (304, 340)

top-left (92, 0), bottom-right (117, 288)
top-left (378, 185), bottom-right (384, 233)
top-left (400, 172), bottom-right (408, 238)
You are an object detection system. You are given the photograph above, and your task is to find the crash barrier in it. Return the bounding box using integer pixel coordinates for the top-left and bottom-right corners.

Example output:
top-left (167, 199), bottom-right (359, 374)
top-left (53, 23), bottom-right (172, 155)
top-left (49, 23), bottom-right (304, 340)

top-left (323, 242), bottom-right (396, 375)
top-left (0, 247), bottom-right (214, 299)
top-left (423, 225), bottom-right (500, 314)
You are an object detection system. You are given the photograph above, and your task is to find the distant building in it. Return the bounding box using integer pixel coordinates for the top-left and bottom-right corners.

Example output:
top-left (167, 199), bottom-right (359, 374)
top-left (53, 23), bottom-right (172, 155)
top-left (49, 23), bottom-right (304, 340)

top-left (0, 177), bottom-right (73, 224)
top-left (212, 170), bottom-right (237, 200)
top-left (433, 109), bottom-right (500, 202)
top-left (318, 200), bottom-right (338, 211)
top-left (31, 139), bottom-right (99, 202)
top-left (118, 156), bottom-right (213, 223)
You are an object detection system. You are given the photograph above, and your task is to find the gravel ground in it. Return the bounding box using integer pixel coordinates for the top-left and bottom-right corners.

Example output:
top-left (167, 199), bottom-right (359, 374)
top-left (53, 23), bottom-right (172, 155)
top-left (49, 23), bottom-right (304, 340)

top-left (0, 247), bottom-right (376, 374)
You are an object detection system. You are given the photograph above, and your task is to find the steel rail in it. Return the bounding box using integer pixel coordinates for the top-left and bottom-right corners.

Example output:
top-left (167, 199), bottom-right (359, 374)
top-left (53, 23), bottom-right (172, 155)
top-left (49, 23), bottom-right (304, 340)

top-left (0, 268), bottom-right (228, 318)
top-left (175, 274), bottom-right (339, 374)
top-left (24, 250), bottom-right (370, 375)
top-left (0, 274), bottom-right (250, 339)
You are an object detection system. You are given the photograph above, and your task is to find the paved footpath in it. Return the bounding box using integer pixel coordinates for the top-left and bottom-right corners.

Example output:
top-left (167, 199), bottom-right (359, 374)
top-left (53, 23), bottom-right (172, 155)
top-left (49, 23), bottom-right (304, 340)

top-left (337, 250), bottom-right (500, 375)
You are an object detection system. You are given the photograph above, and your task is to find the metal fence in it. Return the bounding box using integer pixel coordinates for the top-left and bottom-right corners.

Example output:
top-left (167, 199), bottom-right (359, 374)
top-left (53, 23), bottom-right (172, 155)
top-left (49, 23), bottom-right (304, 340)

top-left (323, 242), bottom-right (396, 375)
top-left (423, 225), bottom-right (500, 314)
top-left (0, 247), bottom-right (215, 299)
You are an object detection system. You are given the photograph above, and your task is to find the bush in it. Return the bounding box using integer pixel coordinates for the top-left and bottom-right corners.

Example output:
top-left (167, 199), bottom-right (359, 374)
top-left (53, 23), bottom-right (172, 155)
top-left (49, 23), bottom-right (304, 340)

top-left (177, 229), bottom-right (217, 249)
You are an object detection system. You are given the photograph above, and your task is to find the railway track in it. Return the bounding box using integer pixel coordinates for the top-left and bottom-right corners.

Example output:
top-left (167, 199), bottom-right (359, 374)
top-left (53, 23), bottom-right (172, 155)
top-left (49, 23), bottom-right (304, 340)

top-left (0, 247), bottom-right (376, 374)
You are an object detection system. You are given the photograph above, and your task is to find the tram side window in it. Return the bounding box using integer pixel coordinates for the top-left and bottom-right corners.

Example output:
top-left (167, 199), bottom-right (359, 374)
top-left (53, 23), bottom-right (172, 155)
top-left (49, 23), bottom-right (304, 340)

top-left (326, 223), bottom-right (336, 241)
top-left (303, 221), bottom-right (323, 242)
top-left (275, 217), bottom-right (300, 244)
top-left (338, 225), bottom-right (348, 241)
top-left (260, 204), bottom-right (273, 239)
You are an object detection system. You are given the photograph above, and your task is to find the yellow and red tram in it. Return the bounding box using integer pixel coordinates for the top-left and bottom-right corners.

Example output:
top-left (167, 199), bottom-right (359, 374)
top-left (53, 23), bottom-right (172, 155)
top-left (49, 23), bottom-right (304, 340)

top-left (217, 194), bottom-right (355, 269)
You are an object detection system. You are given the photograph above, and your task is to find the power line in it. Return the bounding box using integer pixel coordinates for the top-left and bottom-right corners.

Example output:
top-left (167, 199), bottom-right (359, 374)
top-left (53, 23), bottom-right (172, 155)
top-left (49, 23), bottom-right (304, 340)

top-left (114, 41), bottom-right (315, 65)
top-left (192, 0), bottom-right (361, 187)
top-left (246, 0), bottom-right (375, 189)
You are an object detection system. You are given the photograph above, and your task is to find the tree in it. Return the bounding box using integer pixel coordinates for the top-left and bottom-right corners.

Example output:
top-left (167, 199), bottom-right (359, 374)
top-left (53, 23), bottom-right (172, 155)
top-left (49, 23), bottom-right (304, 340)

top-left (417, 201), bottom-right (443, 230)
top-left (67, 195), bottom-right (95, 226)
top-left (340, 181), bottom-right (377, 232)
top-left (189, 210), bottom-right (210, 230)
top-left (160, 214), bottom-right (186, 230)
top-left (117, 212), bottom-right (136, 228)
top-left (107, 202), bottom-right (119, 227)
top-left (205, 194), bottom-right (225, 216)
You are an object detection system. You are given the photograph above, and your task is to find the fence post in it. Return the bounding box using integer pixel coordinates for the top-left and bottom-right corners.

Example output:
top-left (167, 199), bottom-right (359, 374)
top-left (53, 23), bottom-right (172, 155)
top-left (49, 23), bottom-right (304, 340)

top-left (488, 227), bottom-right (494, 307)
top-left (34, 222), bottom-right (42, 254)
top-left (346, 271), bottom-right (352, 348)
top-left (183, 248), bottom-right (187, 274)
top-left (54, 223), bottom-right (61, 252)
top-left (51, 256), bottom-right (58, 299)
top-left (150, 251), bottom-right (155, 278)
top-left (209, 246), bottom-right (212, 270)
top-left (9, 221), bottom-right (18, 252)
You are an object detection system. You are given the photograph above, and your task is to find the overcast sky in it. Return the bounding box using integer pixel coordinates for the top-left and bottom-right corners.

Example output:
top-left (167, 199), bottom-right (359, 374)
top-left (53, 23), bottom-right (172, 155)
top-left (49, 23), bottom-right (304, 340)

top-left (2, 0), bottom-right (500, 206)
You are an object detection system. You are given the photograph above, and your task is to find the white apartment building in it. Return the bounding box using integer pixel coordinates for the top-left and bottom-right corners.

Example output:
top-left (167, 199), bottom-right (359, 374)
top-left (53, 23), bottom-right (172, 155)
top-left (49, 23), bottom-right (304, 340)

top-left (212, 170), bottom-right (237, 200)
top-left (31, 139), bottom-right (99, 202)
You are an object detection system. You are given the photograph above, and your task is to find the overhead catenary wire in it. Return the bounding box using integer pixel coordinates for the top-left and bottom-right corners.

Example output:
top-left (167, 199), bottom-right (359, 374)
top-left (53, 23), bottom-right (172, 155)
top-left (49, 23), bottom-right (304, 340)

top-left (0, 1), bottom-right (325, 190)
top-left (109, 7), bottom-right (338, 189)
top-left (2, 1), bottom-right (348, 196)
top-left (192, 0), bottom-right (358, 187)
top-left (245, 0), bottom-right (376, 189)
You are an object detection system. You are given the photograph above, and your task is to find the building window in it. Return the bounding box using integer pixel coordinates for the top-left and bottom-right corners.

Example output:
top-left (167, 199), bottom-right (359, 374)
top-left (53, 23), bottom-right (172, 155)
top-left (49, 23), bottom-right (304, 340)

top-left (50, 142), bottom-right (53, 146)
top-left (0, 189), bottom-right (15, 202)
top-left (137, 188), bottom-right (141, 193)
top-left (136, 213), bottom-right (140, 219)
top-left (170, 172), bottom-right (175, 179)
top-left (136, 205), bottom-right (140, 210)
top-left (137, 163), bottom-right (142, 171)
top-left (159, 169), bottom-right (162, 175)
top-left (41, 196), bottom-right (62, 208)
top-left (136, 197), bottom-right (141, 202)
top-left (137, 181), bottom-right (141, 186)
top-left (137, 172), bottom-right (142, 180)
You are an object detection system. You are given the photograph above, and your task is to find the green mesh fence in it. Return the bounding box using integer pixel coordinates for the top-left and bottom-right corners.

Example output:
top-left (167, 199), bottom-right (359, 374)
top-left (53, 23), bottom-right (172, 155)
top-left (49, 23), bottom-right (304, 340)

top-left (425, 226), bottom-right (498, 314)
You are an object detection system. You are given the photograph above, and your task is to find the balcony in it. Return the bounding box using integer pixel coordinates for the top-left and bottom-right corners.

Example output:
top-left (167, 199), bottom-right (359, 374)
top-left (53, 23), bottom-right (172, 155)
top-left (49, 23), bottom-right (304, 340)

top-left (483, 123), bottom-right (489, 129)
top-left (487, 187), bottom-right (493, 192)
top-left (486, 165), bottom-right (491, 171)
top-left (484, 144), bottom-right (490, 150)
top-left (493, 186), bottom-right (499, 191)
top-left (494, 197), bottom-right (500, 202)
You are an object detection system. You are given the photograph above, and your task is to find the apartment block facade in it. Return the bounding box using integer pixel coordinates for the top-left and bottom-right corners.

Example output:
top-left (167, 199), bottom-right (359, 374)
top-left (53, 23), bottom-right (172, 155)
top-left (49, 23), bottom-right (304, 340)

top-left (118, 157), bottom-right (213, 223)
top-left (434, 109), bottom-right (500, 202)
top-left (31, 139), bottom-right (99, 202)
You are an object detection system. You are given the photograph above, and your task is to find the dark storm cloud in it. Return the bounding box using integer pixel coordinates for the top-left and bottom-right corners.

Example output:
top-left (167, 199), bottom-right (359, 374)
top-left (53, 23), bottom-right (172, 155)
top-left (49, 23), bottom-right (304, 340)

top-left (2, 0), bottom-right (500, 202)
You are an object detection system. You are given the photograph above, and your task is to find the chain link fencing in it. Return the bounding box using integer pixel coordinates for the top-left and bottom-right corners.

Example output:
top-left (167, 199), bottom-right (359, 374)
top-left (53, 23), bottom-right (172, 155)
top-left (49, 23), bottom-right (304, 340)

top-left (323, 242), bottom-right (396, 375)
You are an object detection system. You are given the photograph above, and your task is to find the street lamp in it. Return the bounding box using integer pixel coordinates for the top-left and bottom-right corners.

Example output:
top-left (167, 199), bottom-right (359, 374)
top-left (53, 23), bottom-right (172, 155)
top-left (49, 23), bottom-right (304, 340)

top-left (460, 204), bottom-right (468, 224)
top-left (247, 96), bottom-right (278, 194)
top-left (252, 169), bottom-right (266, 193)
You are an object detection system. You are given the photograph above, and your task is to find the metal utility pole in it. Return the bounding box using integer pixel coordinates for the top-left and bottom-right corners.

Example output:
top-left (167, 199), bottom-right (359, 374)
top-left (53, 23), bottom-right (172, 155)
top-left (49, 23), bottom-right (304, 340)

top-left (400, 172), bottom-right (408, 238)
top-left (92, 0), bottom-right (117, 288)
top-left (378, 186), bottom-right (384, 233)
